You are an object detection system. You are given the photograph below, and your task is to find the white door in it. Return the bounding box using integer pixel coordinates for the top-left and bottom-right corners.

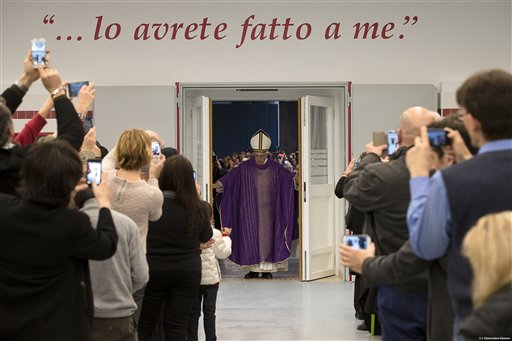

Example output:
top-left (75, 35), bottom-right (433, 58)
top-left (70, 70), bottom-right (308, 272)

top-left (300, 95), bottom-right (336, 281)
top-left (183, 96), bottom-right (212, 202)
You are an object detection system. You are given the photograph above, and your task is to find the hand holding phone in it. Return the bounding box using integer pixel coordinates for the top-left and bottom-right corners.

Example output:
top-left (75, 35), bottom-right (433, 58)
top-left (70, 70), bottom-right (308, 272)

top-left (428, 129), bottom-right (451, 146)
top-left (343, 234), bottom-right (371, 249)
top-left (68, 81), bottom-right (90, 97)
top-left (151, 141), bottom-right (161, 159)
top-left (86, 159), bottom-right (102, 186)
top-left (31, 38), bottom-right (46, 68)
top-left (340, 236), bottom-right (375, 274)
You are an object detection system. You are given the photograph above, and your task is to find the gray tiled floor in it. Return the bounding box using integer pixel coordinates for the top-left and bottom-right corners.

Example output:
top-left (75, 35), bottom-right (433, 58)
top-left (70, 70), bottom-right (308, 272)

top-left (196, 277), bottom-right (381, 341)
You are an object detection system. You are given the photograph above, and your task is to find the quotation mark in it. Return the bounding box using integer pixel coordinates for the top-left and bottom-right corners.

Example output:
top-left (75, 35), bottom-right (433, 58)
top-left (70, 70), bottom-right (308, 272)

top-left (43, 15), bottom-right (55, 24)
top-left (42, 14), bottom-right (82, 41)
top-left (399, 15), bottom-right (419, 39)
top-left (403, 16), bottom-right (419, 26)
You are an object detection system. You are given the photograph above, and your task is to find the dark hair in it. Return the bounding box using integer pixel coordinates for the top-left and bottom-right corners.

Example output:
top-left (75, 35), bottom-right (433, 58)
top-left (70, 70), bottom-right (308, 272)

top-left (201, 200), bottom-right (214, 225)
top-left (428, 113), bottom-right (478, 155)
top-left (18, 140), bottom-right (83, 207)
top-left (456, 69), bottom-right (512, 140)
top-left (158, 155), bottom-right (210, 236)
top-left (161, 147), bottom-right (178, 159)
top-left (0, 102), bottom-right (13, 147)
top-left (96, 140), bottom-right (109, 159)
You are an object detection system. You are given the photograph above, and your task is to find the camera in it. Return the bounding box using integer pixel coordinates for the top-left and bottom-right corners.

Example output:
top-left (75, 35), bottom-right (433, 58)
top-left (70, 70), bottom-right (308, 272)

top-left (343, 234), bottom-right (371, 249)
top-left (67, 81), bottom-right (89, 97)
top-left (428, 129), bottom-right (451, 146)
top-left (86, 159), bottom-right (102, 186)
top-left (31, 38), bottom-right (46, 68)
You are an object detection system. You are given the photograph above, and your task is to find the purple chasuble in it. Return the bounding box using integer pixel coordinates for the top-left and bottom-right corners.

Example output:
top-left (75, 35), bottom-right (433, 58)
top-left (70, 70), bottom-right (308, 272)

top-left (217, 158), bottom-right (296, 266)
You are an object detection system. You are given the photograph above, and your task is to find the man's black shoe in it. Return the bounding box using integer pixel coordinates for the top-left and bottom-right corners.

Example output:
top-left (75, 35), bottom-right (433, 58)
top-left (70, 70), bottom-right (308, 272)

top-left (355, 309), bottom-right (365, 320)
top-left (244, 271), bottom-right (259, 279)
top-left (356, 321), bottom-right (368, 331)
top-left (261, 272), bottom-right (273, 279)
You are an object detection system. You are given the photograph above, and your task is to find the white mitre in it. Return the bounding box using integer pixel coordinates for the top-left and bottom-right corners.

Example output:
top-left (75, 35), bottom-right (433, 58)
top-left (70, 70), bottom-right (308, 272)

top-left (250, 129), bottom-right (271, 152)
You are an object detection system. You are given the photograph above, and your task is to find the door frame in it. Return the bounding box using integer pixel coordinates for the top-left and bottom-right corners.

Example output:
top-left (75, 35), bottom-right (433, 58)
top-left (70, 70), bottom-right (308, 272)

top-left (177, 82), bottom-right (351, 281)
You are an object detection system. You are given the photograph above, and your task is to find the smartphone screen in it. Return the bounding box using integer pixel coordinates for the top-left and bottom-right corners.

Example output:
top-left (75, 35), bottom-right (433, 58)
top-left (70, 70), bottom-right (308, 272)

top-left (343, 235), bottom-right (371, 249)
top-left (31, 38), bottom-right (46, 68)
top-left (151, 141), bottom-right (161, 157)
top-left (86, 159), bottom-right (102, 185)
top-left (67, 81), bottom-right (89, 97)
top-left (387, 130), bottom-right (399, 155)
top-left (428, 129), bottom-right (451, 146)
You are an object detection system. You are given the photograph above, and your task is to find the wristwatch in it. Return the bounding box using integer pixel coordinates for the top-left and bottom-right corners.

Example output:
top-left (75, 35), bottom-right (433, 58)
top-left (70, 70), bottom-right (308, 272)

top-left (50, 86), bottom-right (67, 98)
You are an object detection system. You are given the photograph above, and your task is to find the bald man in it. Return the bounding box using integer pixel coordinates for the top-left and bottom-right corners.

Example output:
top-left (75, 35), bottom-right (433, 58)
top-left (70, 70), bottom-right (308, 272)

top-left (341, 106), bottom-right (437, 341)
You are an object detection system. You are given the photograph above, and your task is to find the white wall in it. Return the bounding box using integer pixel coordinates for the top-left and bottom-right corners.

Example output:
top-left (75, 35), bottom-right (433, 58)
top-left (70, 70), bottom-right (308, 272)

top-left (351, 84), bottom-right (437, 155)
top-left (1, 0), bottom-right (510, 145)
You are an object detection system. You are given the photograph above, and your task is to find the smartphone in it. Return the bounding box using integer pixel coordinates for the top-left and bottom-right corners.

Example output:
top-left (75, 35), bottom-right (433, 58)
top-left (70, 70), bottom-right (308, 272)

top-left (428, 129), bottom-right (451, 146)
top-left (151, 141), bottom-right (161, 158)
top-left (372, 131), bottom-right (387, 147)
top-left (354, 157), bottom-right (361, 170)
top-left (67, 81), bottom-right (89, 97)
top-left (343, 234), bottom-right (371, 249)
top-left (193, 170), bottom-right (197, 181)
top-left (31, 38), bottom-right (46, 68)
top-left (86, 159), bottom-right (102, 186)
top-left (387, 130), bottom-right (399, 155)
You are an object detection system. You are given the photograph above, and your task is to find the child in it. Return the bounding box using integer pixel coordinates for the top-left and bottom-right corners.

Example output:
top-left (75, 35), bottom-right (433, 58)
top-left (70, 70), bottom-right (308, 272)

top-left (187, 225), bottom-right (232, 341)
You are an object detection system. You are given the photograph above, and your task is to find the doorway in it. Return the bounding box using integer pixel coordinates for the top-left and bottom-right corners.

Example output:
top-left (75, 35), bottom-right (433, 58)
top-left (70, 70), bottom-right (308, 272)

top-left (211, 100), bottom-right (300, 279)
top-left (177, 83), bottom-right (349, 281)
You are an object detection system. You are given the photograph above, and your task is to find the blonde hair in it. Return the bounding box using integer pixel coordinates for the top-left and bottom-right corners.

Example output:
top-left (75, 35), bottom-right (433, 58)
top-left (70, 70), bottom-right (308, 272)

top-left (115, 129), bottom-right (152, 171)
top-left (462, 211), bottom-right (512, 308)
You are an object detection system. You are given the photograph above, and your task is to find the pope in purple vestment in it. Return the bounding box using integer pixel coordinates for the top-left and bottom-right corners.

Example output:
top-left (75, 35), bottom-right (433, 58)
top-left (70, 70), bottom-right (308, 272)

top-left (216, 130), bottom-right (297, 273)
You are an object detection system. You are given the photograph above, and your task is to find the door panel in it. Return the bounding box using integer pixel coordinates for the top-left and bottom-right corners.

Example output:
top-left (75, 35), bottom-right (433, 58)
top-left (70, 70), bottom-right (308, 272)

top-left (186, 96), bottom-right (211, 202)
top-left (301, 95), bottom-right (335, 281)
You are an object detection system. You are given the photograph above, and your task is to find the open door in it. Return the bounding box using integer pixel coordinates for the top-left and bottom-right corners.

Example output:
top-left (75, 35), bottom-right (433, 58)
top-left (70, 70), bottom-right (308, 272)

top-left (183, 96), bottom-right (212, 203)
top-left (300, 95), bottom-right (336, 281)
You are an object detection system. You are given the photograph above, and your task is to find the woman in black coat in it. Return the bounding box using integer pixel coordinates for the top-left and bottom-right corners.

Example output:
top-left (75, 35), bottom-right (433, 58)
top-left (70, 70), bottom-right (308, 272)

top-left (0, 140), bottom-right (118, 341)
top-left (138, 155), bottom-right (213, 341)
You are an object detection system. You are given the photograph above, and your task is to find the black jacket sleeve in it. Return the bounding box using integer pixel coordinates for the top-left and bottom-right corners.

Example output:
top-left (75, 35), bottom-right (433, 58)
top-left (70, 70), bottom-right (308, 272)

top-left (199, 222), bottom-right (214, 243)
top-left (343, 153), bottom-right (385, 212)
top-left (362, 240), bottom-right (432, 287)
top-left (53, 95), bottom-right (84, 150)
top-left (334, 176), bottom-right (346, 198)
top-left (73, 208), bottom-right (118, 260)
top-left (1, 85), bottom-right (25, 114)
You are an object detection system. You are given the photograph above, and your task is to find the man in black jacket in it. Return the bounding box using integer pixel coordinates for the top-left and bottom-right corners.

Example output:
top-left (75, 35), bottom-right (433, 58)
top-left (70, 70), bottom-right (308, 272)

top-left (342, 106), bottom-right (438, 341)
top-left (341, 113), bottom-right (476, 340)
top-left (335, 156), bottom-right (371, 330)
